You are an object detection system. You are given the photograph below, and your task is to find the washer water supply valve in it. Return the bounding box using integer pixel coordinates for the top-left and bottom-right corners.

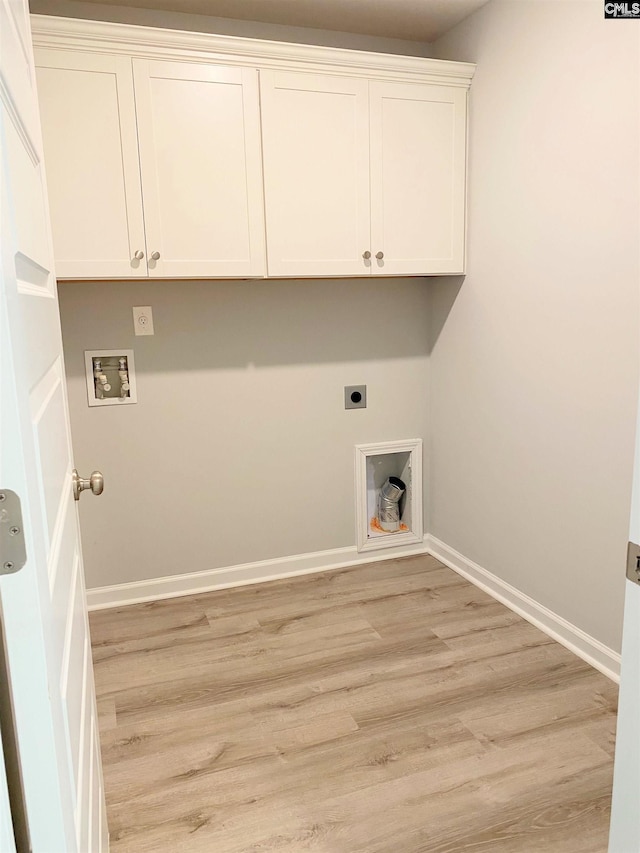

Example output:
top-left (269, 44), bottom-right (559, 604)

top-left (118, 357), bottom-right (130, 399)
top-left (92, 359), bottom-right (111, 398)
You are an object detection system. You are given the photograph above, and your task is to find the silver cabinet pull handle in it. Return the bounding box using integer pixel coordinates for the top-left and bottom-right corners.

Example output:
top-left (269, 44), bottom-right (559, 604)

top-left (150, 251), bottom-right (161, 261)
top-left (72, 469), bottom-right (104, 501)
top-left (375, 251), bottom-right (384, 260)
top-left (133, 250), bottom-right (144, 260)
top-left (362, 251), bottom-right (371, 260)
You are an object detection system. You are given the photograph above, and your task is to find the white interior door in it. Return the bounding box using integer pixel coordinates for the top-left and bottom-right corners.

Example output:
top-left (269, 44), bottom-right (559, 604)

top-left (609, 389), bottom-right (640, 851)
top-left (133, 59), bottom-right (266, 278)
top-left (260, 70), bottom-right (371, 277)
top-left (0, 724), bottom-right (16, 853)
top-left (369, 81), bottom-right (466, 275)
top-left (0, 1), bottom-right (106, 850)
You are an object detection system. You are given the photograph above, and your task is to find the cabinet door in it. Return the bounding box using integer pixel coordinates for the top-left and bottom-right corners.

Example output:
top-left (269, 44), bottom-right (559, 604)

top-left (132, 60), bottom-right (265, 278)
top-left (369, 82), bottom-right (467, 275)
top-left (260, 70), bottom-right (371, 277)
top-left (35, 50), bottom-right (147, 278)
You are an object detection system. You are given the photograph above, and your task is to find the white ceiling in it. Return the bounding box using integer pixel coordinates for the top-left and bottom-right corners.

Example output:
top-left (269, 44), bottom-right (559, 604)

top-left (68, 0), bottom-right (491, 43)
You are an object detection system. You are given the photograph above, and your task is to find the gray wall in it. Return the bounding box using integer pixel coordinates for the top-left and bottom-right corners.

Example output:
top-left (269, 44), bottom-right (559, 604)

top-left (429, 0), bottom-right (639, 652)
top-left (58, 278), bottom-right (430, 589)
top-left (51, 0), bottom-right (639, 659)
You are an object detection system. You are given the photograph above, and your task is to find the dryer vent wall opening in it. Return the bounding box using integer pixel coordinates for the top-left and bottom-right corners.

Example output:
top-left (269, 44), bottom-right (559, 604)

top-left (355, 440), bottom-right (423, 554)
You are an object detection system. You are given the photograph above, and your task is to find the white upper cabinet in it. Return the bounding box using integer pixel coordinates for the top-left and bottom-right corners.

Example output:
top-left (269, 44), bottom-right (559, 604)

top-left (369, 82), bottom-right (467, 276)
top-left (132, 60), bottom-right (265, 278)
top-left (35, 50), bottom-right (147, 278)
top-left (260, 71), bottom-right (370, 278)
top-left (34, 52), bottom-right (266, 279)
top-left (261, 74), bottom-right (468, 277)
top-left (31, 17), bottom-right (474, 280)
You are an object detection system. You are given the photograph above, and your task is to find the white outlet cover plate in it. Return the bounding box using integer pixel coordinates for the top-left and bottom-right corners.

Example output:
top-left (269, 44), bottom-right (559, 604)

top-left (133, 305), bottom-right (154, 335)
top-left (84, 349), bottom-right (137, 407)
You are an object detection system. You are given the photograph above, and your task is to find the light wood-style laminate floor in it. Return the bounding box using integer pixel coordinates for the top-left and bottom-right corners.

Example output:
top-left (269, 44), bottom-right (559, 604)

top-left (90, 554), bottom-right (618, 853)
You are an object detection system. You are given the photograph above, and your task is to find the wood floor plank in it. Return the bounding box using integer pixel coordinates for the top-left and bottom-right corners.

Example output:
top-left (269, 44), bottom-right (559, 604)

top-left (90, 555), bottom-right (617, 852)
top-left (257, 730), bottom-right (610, 853)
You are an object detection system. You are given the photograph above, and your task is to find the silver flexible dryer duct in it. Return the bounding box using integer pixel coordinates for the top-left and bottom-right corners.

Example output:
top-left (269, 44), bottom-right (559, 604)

top-left (378, 476), bottom-right (406, 532)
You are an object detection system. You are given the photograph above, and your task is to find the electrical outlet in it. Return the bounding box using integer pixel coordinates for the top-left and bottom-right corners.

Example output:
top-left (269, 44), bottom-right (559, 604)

top-left (133, 306), bottom-right (154, 336)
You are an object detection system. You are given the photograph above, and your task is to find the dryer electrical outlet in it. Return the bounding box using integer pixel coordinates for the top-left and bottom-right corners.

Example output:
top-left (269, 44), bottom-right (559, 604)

top-left (345, 385), bottom-right (367, 409)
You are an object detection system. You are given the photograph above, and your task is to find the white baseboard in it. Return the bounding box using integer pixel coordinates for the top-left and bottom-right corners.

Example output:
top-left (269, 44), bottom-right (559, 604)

top-left (86, 540), bottom-right (430, 611)
top-left (86, 533), bottom-right (621, 683)
top-left (426, 534), bottom-right (620, 683)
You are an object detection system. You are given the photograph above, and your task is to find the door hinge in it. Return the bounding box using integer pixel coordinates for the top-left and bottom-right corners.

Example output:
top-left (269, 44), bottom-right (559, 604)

top-left (0, 490), bottom-right (27, 575)
top-left (626, 541), bottom-right (640, 584)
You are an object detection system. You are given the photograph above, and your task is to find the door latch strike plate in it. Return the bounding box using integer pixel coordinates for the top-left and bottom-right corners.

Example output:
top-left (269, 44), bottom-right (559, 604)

top-left (0, 490), bottom-right (27, 575)
top-left (626, 541), bottom-right (640, 585)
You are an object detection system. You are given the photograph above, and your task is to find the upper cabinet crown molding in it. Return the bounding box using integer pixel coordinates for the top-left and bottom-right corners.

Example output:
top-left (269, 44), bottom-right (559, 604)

top-left (30, 15), bottom-right (476, 87)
